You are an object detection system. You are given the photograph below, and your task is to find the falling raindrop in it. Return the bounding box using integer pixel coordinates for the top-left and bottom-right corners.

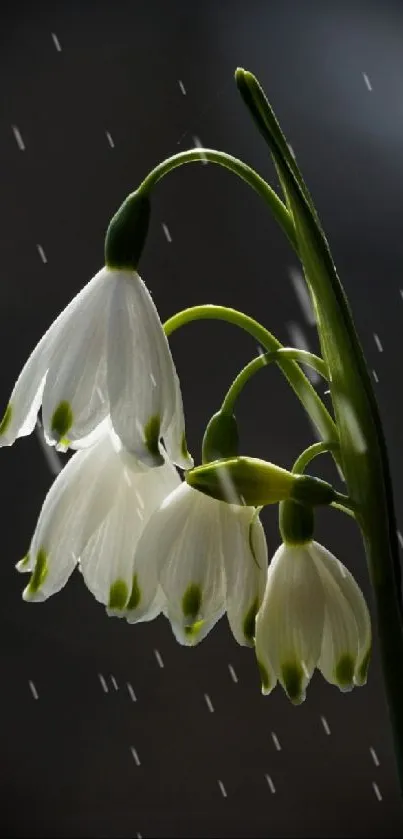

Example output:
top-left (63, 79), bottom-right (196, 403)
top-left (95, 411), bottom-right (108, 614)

top-left (36, 244), bottom-right (47, 263)
top-left (218, 780), bottom-right (227, 798)
top-left (162, 223), bottom-right (172, 243)
top-left (130, 746), bottom-right (141, 766)
top-left (106, 131), bottom-right (115, 148)
top-left (320, 715), bottom-right (331, 735)
top-left (265, 774), bottom-right (276, 793)
top-left (193, 136), bottom-right (208, 164)
top-left (127, 682), bottom-right (137, 702)
top-left (362, 72), bottom-right (372, 91)
top-left (35, 420), bottom-right (62, 475)
top-left (373, 333), bottom-right (383, 352)
top-left (288, 267), bottom-right (316, 325)
top-left (12, 125), bottom-right (25, 150)
top-left (370, 747), bottom-right (380, 767)
top-left (204, 693), bottom-right (214, 713)
top-left (372, 782), bottom-right (382, 801)
top-left (287, 322), bottom-right (320, 385)
top-left (51, 32), bottom-right (62, 51)
top-left (154, 649), bottom-right (164, 668)
top-left (29, 680), bottom-right (39, 699)
top-left (98, 673), bottom-right (109, 693)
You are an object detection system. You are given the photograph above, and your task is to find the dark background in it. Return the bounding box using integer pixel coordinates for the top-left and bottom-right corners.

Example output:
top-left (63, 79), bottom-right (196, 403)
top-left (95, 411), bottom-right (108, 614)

top-left (1, 0), bottom-right (403, 836)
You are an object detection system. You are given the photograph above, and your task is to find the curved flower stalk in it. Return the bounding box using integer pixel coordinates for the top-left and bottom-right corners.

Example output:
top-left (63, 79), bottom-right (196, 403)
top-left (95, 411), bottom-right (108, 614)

top-left (20, 423), bottom-right (181, 613)
top-left (0, 264), bottom-right (192, 469)
top-left (129, 483), bottom-right (268, 646)
top-left (255, 540), bottom-right (371, 704)
top-left (164, 307), bottom-right (338, 459)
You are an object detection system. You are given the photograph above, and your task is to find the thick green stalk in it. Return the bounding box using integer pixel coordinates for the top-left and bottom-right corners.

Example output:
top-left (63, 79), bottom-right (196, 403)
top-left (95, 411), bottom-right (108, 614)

top-left (236, 68), bottom-right (403, 792)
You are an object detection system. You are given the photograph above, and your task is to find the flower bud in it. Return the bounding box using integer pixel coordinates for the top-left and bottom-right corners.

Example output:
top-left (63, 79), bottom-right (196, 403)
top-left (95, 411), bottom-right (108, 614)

top-left (290, 473), bottom-right (335, 506)
top-left (201, 411), bottom-right (239, 464)
top-left (279, 500), bottom-right (314, 545)
top-left (185, 456), bottom-right (336, 507)
top-left (105, 190), bottom-right (151, 271)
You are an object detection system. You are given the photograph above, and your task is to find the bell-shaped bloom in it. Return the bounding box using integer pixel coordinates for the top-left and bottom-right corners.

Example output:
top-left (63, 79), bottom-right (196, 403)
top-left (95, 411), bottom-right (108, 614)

top-left (130, 483), bottom-right (268, 646)
top-left (0, 267), bottom-right (192, 468)
top-left (19, 423), bottom-right (181, 614)
top-left (255, 541), bottom-right (371, 704)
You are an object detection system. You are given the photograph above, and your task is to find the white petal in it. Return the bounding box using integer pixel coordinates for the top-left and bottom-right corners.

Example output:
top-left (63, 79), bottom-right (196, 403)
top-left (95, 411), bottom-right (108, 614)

top-left (222, 506), bottom-right (268, 646)
top-left (70, 415), bottom-right (112, 450)
top-left (65, 431), bottom-right (123, 549)
top-left (125, 484), bottom-right (197, 623)
top-left (22, 449), bottom-right (89, 601)
top-left (22, 430), bottom-right (122, 602)
top-left (162, 369), bottom-right (193, 470)
top-left (130, 482), bottom-right (195, 576)
top-left (81, 457), bottom-right (181, 614)
top-left (123, 584), bottom-right (167, 624)
top-left (132, 484), bottom-right (226, 639)
top-left (22, 547), bottom-right (76, 603)
top-left (0, 307), bottom-right (71, 447)
top-left (79, 487), bottom-right (133, 608)
top-left (107, 272), bottom-right (180, 465)
top-left (159, 487), bottom-right (226, 641)
top-left (309, 542), bottom-right (371, 687)
top-left (165, 605), bottom-right (225, 646)
top-left (317, 603), bottom-right (358, 692)
top-left (16, 553), bottom-right (34, 573)
top-left (253, 629), bottom-right (278, 697)
top-left (255, 543), bottom-right (325, 704)
top-left (42, 268), bottom-right (112, 448)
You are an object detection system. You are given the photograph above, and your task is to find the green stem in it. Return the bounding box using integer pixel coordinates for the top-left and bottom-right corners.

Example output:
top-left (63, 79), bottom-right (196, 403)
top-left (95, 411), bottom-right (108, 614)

top-left (291, 441), bottom-right (356, 519)
top-left (291, 441), bottom-right (339, 474)
top-left (139, 149), bottom-right (297, 252)
top-left (236, 68), bottom-right (403, 793)
top-left (332, 491), bottom-right (359, 517)
top-left (164, 305), bottom-right (339, 459)
top-left (221, 348), bottom-right (328, 415)
top-left (330, 501), bottom-right (357, 520)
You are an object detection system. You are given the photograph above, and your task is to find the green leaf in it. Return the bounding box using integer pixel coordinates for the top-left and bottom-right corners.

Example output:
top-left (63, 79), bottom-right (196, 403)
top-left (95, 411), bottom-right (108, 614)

top-left (235, 69), bottom-right (399, 578)
top-left (236, 68), bottom-right (403, 790)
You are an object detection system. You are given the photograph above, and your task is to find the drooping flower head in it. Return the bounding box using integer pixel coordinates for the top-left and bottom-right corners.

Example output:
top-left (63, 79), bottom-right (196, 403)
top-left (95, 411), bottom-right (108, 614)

top-left (0, 266), bottom-right (192, 470)
top-left (20, 422), bottom-right (181, 619)
top-left (254, 503), bottom-right (371, 704)
top-left (131, 482), bottom-right (268, 646)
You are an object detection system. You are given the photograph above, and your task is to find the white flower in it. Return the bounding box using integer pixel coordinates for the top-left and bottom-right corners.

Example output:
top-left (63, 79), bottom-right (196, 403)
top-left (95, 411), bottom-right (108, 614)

top-left (0, 267), bottom-right (192, 469)
top-left (131, 483), bottom-right (268, 646)
top-left (19, 423), bottom-right (181, 615)
top-left (255, 541), bottom-right (371, 704)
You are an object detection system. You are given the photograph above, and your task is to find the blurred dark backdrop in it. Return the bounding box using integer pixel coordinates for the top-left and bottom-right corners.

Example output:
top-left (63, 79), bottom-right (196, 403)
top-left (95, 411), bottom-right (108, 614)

top-left (1, 0), bottom-right (403, 836)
